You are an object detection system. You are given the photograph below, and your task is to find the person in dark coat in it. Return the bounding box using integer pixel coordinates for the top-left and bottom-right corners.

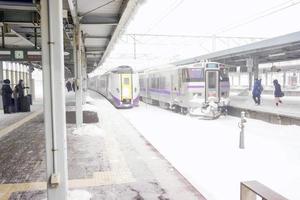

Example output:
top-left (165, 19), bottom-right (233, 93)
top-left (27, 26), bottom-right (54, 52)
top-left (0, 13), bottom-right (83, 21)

top-left (273, 79), bottom-right (283, 106)
top-left (14, 80), bottom-right (28, 112)
top-left (14, 79), bottom-right (25, 97)
top-left (252, 79), bottom-right (263, 105)
top-left (1, 79), bottom-right (13, 114)
top-left (72, 80), bottom-right (76, 92)
top-left (66, 80), bottom-right (72, 92)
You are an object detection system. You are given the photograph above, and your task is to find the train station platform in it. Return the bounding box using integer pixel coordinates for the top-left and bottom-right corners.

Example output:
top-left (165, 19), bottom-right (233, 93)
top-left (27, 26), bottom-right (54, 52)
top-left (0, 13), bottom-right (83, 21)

top-left (0, 91), bottom-right (204, 200)
top-left (0, 100), bottom-right (43, 139)
top-left (229, 93), bottom-right (300, 125)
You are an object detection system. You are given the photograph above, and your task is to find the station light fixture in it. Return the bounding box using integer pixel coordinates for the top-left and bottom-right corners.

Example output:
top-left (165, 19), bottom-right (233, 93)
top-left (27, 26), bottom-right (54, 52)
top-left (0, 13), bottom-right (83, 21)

top-left (268, 52), bottom-right (286, 57)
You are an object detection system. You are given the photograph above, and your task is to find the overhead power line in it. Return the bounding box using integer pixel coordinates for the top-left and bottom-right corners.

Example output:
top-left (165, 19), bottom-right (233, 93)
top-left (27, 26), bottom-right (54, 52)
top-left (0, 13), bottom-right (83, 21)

top-left (80, 0), bottom-right (117, 17)
top-left (145, 0), bottom-right (185, 33)
top-left (216, 0), bottom-right (300, 34)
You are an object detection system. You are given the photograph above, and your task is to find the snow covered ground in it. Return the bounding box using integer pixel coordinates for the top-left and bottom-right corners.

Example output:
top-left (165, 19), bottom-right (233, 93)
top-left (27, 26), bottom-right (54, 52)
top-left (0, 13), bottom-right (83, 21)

top-left (118, 102), bottom-right (300, 200)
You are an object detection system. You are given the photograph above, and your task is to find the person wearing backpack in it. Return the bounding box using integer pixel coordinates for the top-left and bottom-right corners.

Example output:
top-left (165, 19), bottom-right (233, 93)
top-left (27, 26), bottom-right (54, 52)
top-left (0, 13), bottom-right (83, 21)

top-left (252, 78), bottom-right (263, 105)
top-left (273, 79), bottom-right (283, 106)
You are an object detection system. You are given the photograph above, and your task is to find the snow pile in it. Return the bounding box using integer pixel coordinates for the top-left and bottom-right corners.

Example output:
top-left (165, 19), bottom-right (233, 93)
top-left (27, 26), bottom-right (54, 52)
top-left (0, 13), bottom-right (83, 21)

top-left (83, 103), bottom-right (98, 111)
top-left (65, 103), bottom-right (98, 112)
top-left (68, 190), bottom-right (92, 200)
top-left (86, 96), bottom-right (95, 103)
top-left (72, 124), bottom-right (105, 137)
top-left (119, 102), bottom-right (300, 200)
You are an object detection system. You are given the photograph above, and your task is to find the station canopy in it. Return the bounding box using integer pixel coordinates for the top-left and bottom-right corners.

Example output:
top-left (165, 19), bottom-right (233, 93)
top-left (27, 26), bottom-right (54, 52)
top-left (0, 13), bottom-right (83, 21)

top-left (0, 0), bottom-right (139, 74)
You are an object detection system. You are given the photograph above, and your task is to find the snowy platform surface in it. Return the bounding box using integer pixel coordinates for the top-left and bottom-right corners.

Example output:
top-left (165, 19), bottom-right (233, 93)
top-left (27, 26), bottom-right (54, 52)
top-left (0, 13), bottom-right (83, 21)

top-left (230, 94), bottom-right (300, 119)
top-left (119, 100), bottom-right (300, 200)
top-left (0, 92), bottom-right (204, 200)
top-left (0, 99), bottom-right (43, 133)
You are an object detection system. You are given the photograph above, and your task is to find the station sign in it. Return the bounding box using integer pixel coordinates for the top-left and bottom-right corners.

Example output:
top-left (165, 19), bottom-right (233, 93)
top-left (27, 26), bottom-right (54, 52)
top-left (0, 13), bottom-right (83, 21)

top-left (0, 50), bottom-right (71, 62)
top-left (0, 0), bottom-right (35, 5)
top-left (0, 0), bottom-right (36, 10)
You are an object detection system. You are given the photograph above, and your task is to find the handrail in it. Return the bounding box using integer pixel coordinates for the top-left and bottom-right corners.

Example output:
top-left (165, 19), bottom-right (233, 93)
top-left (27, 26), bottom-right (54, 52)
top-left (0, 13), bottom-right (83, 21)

top-left (241, 181), bottom-right (288, 200)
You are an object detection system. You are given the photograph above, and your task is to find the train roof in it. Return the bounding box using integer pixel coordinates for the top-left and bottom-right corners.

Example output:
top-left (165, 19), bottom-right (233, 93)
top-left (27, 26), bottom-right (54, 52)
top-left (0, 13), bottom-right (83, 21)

top-left (109, 65), bottom-right (134, 74)
top-left (138, 61), bottom-right (221, 74)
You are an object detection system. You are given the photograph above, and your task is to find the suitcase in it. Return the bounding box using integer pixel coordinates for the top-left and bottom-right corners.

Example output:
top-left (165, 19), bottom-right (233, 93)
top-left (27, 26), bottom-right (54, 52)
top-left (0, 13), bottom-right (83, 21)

top-left (8, 98), bottom-right (16, 113)
top-left (27, 94), bottom-right (32, 105)
top-left (20, 96), bottom-right (30, 112)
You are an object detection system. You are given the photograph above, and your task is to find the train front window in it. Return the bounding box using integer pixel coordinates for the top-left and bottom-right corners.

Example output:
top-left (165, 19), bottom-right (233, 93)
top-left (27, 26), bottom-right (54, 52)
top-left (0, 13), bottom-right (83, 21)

top-left (208, 72), bottom-right (217, 89)
top-left (182, 68), bottom-right (204, 82)
top-left (123, 77), bottom-right (130, 84)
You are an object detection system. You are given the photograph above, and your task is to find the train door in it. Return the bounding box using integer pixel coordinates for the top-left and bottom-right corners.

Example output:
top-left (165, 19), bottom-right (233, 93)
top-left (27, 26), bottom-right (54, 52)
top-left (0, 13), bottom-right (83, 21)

top-left (121, 74), bottom-right (132, 103)
top-left (205, 70), bottom-right (220, 103)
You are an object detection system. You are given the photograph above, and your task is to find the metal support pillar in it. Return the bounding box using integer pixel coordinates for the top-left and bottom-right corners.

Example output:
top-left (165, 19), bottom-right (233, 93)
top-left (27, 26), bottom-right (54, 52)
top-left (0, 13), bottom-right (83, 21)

top-left (73, 22), bottom-right (83, 127)
top-left (1, 26), bottom-right (5, 48)
top-left (41, 0), bottom-right (68, 199)
top-left (29, 69), bottom-right (35, 100)
top-left (133, 34), bottom-right (136, 59)
top-left (283, 72), bottom-right (286, 88)
top-left (246, 57), bottom-right (258, 91)
top-left (5, 63), bottom-right (9, 81)
top-left (12, 63), bottom-right (16, 86)
top-left (82, 61), bottom-right (87, 105)
top-left (0, 61), bottom-right (3, 110)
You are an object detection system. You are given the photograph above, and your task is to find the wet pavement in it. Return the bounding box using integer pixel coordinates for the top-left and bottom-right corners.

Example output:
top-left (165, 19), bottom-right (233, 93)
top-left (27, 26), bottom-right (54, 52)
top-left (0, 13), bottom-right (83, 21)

top-left (0, 92), bottom-right (205, 200)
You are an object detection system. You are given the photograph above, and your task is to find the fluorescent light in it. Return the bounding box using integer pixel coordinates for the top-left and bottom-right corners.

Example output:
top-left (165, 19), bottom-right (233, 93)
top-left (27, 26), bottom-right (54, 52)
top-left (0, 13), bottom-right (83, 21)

top-left (268, 52), bottom-right (286, 57)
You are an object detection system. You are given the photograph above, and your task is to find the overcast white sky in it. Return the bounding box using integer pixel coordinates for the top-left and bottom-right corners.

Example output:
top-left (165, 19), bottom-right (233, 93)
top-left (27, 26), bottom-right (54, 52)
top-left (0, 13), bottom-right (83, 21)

top-left (95, 0), bottom-right (300, 74)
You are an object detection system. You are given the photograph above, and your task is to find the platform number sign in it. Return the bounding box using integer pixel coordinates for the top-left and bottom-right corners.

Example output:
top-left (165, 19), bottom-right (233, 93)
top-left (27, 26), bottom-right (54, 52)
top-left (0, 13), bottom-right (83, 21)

top-left (0, 0), bottom-right (35, 6)
top-left (14, 50), bottom-right (25, 60)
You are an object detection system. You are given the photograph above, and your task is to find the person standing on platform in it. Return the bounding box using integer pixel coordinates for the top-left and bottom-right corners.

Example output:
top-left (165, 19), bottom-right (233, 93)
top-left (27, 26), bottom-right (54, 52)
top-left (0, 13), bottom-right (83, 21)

top-left (14, 80), bottom-right (26, 111)
top-left (273, 79), bottom-right (283, 106)
top-left (1, 79), bottom-right (13, 114)
top-left (252, 78), bottom-right (263, 105)
top-left (15, 80), bottom-right (25, 97)
top-left (66, 80), bottom-right (72, 92)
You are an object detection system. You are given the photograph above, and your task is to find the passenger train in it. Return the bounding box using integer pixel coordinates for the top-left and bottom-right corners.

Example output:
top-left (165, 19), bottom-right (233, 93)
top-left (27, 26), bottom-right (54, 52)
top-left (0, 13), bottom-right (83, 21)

top-left (139, 61), bottom-right (230, 118)
top-left (88, 66), bottom-right (140, 108)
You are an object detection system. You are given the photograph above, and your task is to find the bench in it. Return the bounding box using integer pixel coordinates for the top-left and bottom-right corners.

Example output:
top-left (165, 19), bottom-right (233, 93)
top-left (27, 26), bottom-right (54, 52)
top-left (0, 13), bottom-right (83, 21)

top-left (241, 181), bottom-right (288, 200)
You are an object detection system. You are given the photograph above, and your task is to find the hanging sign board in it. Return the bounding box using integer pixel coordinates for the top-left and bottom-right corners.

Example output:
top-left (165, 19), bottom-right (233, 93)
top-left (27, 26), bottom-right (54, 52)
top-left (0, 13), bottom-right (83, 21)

top-left (0, 0), bottom-right (35, 5)
top-left (0, 0), bottom-right (35, 10)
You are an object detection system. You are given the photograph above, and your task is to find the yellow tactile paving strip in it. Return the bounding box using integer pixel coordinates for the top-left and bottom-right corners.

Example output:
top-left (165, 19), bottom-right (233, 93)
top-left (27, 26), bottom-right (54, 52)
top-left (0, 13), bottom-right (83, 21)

top-left (0, 133), bottom-right (135, 200)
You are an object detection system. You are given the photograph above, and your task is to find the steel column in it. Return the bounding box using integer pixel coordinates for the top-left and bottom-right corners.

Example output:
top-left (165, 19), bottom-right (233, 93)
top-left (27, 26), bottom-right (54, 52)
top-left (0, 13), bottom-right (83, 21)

top-left (41, 0), bottom-right (68, 199)
top-left (73, 21), bottom-right (83, 127)
top-left (29, 69), bottom-right (35, 100)
top-left (246, 57), bottom-right (258, 91)
top-left (0, 61), bottom-right (3, 110)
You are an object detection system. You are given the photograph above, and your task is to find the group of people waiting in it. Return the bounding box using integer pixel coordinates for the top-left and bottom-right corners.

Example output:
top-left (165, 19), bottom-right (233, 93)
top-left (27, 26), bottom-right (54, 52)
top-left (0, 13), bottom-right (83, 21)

top-left (1, 79), bottom-right (28, 114)
top-left (65, 79), bottom-right (76, 92)
top-left (252, 78), bottom-right (284, 106)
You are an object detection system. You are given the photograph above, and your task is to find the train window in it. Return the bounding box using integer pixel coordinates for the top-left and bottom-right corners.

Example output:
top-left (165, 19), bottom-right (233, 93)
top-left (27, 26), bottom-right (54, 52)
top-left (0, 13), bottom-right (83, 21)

top-left (182, 68), bottom-right (204, 82)
top-left (151, 78), bottom-right (155, 88)
top-left (206, 63), bottom-right (219, 69)
top-left (160, 77), bottom-right (166, 89)
top-left (208, 72), bottom-right (217, 89)
top-left (123, 78), bottom-right (129, 85)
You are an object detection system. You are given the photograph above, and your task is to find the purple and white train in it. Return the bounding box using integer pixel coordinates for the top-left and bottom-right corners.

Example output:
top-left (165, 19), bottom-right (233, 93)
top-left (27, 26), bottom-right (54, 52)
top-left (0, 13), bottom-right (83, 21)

top-left (89, 66), bottom-right (140, 108)
top-left (139, 61), bottom-right (230, 117)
